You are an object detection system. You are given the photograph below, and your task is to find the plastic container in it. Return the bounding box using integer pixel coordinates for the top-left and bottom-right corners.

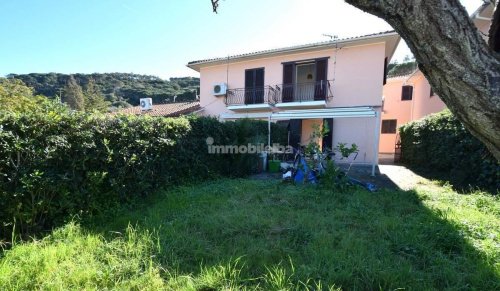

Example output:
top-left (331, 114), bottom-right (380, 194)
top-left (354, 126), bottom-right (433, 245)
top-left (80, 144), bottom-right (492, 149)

top-left (268, 160), bottom-right (280, 173)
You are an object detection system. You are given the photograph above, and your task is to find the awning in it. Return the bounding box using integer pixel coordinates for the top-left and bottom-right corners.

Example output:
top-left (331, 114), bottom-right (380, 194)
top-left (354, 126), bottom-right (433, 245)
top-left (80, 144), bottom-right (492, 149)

top-left (220, 106), bottom-right (381, 176)
top-left (219, 106), bottom-right (378, 120)
top-left (270, 107), bottom-right (377, 120)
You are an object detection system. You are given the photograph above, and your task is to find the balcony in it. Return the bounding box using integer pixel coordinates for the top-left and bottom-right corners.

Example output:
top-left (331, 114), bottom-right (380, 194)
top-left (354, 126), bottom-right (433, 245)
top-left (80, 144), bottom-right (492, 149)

top-left (225, 80), bottom-right (333, 111)
top-left (274, 80), bottom-right (333, 109)
top-left (225, 86), bottom-right (277, 111)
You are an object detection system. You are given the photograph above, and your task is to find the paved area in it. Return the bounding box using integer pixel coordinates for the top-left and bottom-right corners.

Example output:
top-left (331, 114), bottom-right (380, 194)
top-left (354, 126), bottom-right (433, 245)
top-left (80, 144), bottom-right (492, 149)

top-left (251, 163), bottom-right (427, 191)
top-left (378, 164), bottom-right (427, 191)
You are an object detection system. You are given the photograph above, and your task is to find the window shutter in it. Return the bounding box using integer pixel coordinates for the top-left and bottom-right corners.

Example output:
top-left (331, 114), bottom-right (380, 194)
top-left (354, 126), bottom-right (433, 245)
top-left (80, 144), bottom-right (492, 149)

top-left (283, 64), bottom-right (294, 102)
top-left (314, 59), bottom-right (327, 100)
top-left (383, 57), bottom-right (388, 85)
top-left (381, 120), bottom-right (397, 134)
top-left (401, 85), bottom-right (413, 101)
top-left (255, 68), bottom-right (264, 103)
top-left (245, 70), bottom-right (255, 104)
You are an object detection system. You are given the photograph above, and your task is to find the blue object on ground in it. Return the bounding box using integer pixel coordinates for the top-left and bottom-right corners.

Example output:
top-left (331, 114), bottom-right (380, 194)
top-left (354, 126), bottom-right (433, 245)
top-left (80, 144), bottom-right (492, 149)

top-left (348, 177), bottom-right (378, 192)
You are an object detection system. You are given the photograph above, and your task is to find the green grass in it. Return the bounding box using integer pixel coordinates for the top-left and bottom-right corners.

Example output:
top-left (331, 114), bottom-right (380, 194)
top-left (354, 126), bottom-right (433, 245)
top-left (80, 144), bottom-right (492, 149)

top-left (0, 179), bottom-right (499, 290)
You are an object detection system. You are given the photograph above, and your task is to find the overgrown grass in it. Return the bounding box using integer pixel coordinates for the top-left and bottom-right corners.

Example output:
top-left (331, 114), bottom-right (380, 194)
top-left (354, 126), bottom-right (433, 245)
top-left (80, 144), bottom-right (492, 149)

top-left (1, 179), bottom-right (499, 290)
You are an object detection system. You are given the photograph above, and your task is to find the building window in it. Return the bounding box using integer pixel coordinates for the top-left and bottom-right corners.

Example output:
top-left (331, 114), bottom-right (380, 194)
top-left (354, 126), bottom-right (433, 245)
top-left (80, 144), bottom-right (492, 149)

top-left (401, 85), bottom-right (413, 101)
top-left (381, 119), bottom-right (397, 134)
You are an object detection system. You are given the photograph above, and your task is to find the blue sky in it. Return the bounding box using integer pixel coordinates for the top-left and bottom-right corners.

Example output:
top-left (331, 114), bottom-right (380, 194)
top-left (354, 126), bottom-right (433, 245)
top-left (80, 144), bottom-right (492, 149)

top-left (0, 0), bottom-right (484, 79)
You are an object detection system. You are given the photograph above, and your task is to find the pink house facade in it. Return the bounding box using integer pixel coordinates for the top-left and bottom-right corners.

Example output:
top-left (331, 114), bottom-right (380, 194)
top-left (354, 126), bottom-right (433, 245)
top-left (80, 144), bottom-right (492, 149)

top-left (188, 31), bottom-right (400, 174)
top-left (379, 2), bottom-right (494, 155)
top-left (379, 71), bottom-right (447, 154)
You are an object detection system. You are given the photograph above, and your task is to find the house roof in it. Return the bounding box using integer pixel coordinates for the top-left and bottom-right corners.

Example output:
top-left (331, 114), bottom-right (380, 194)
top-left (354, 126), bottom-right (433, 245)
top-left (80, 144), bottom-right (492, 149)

top-left (187, 30), bottom-right (400, 72)
top-left (114, 101), bottom-right (201, 117)
top-left (471, 1), bottom-right (494, 20)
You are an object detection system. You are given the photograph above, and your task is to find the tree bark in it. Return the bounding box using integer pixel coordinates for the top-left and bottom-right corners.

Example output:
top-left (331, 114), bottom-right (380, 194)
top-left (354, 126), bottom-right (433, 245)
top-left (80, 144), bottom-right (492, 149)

top-left (344, 0), bottom-right (500, 160)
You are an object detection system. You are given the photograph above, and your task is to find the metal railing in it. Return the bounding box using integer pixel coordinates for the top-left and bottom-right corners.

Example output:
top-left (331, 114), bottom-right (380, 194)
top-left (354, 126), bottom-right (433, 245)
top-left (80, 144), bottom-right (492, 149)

top-left (275, 80), bottom-right (333, 103)
top-left (225, 80), bottom-right (333, 106)
top-left (225, 86), bottom-right (278, 106)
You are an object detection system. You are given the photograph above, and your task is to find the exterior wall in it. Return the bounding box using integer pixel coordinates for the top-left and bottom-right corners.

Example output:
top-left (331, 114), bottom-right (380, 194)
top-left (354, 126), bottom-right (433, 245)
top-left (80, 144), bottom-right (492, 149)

top-left (379, 77), bottom-right (413, 153)
top-left (297, 116), bottom-right (379, 164)
top-left (300, 119), bottom-right (322, 146)
top-left (412, 75), bottom-right (447, 119)
top-left (198, 42), bottom-right (386, 117)
top-left (379, 73), bottom-right (446, 153)
top-left (332, 114), bottom-right (378, 164)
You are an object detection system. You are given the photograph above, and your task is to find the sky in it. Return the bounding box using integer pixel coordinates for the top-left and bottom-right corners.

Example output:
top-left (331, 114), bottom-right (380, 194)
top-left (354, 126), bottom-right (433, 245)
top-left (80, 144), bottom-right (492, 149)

top-left (0, 0), bottom-right (485, 80)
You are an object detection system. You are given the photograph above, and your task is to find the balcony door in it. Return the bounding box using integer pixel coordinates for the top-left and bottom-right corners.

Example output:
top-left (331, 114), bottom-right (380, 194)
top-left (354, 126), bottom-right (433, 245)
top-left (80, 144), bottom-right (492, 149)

top-left (295, 63), bottom-right (315, 101)
top-left (245, 68), bottom-right (264, 104)
top-left (282, 58), bottom-right (328, 103)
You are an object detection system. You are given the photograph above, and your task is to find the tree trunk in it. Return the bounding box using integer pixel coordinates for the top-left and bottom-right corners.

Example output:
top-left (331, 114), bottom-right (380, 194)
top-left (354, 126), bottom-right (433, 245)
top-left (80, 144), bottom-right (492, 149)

top-left (345, 0), bottom-right (500, 160)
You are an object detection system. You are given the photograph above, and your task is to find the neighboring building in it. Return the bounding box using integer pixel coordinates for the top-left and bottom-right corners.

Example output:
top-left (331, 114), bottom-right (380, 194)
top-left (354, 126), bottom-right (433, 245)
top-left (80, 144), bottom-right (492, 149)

top-left (472, 1), bottom-right (495, 41)
top-left (379, 71), bottom-right (446, 154)
top-left (188, 31), bottom-right (400, 173)
top-left (379, 2), bottom-right (495, 156)
top-left (115, 101), bottom-right (200, 117)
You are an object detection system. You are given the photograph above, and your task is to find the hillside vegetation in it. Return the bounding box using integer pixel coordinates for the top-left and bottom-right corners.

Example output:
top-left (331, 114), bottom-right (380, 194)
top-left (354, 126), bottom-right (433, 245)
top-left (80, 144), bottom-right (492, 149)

top-left (387, 60), bottom-right (417, 77)
top-left (7, 73), bottom-right (199, 110)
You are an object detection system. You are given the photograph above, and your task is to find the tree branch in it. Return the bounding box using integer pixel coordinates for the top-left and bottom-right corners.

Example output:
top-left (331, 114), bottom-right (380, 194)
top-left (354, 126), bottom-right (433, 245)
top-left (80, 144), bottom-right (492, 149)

top-left (489, 1), bottom-right (500, 51)
top-left (345, 0), bottom-right (500, 160)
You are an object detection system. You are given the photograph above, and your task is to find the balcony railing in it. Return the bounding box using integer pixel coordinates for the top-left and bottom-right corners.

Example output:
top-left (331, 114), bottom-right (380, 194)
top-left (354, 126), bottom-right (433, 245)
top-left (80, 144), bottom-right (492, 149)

top-left (225, 80), bottom-right (333, 107)
top-left (274, 80), bottom-right (333, 103)
top-left (225, 86), bottom-right (278, 106)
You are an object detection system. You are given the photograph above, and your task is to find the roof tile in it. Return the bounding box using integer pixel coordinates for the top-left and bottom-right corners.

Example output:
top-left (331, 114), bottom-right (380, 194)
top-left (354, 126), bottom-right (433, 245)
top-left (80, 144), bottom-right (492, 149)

top-left (114, 101), bottom-right (201, 117)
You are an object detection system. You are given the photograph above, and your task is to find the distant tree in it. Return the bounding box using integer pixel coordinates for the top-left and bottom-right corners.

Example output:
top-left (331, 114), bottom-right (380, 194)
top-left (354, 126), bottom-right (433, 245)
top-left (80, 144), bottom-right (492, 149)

top-left (63, 76), bottom-right (85, 111)
top-left (84, 78), bottom-right (109, 112)
top-left (0, 78), bottom-right (46, 113)
top-left (8, 73), bottom-right (200, 108)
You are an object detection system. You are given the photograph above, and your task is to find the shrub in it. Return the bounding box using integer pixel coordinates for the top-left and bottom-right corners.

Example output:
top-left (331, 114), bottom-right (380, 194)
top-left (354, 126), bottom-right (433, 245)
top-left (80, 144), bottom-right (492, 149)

top-left (399, 110), bottom-right (499, 191)
top-left (0, 105), bottom-right (288, 241)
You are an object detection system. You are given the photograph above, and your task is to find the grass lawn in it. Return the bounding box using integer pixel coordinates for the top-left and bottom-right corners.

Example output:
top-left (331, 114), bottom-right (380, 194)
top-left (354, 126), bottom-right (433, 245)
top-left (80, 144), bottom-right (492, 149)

top-left (1, 178), bottom-right (499, 290)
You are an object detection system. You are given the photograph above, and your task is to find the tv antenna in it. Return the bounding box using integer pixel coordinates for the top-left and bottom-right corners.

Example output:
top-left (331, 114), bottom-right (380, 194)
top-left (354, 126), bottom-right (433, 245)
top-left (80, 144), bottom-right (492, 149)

top-left (322, 34), bottom-right (338, 40)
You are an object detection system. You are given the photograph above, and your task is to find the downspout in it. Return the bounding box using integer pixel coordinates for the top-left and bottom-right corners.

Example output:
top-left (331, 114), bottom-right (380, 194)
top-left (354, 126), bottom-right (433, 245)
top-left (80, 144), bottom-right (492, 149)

top-left (404, 69), bottom-right (418, 121)
top-left (372, 108), bottom-right (382, 176)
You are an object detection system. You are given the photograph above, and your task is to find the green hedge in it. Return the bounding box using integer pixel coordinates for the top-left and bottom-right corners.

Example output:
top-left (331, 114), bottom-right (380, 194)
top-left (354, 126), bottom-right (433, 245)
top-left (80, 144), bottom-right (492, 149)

top-left (399, 110), bottom-right (499, 191)
top-left (0, 107), bottom-right (287, 241)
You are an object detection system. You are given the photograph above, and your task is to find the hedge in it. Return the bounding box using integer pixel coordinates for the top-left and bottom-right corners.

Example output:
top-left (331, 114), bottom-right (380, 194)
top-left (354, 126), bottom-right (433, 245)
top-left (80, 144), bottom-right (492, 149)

top-left (0, 108), bottom-right (288, 241)
top-left (399, 110), bottom-right (499, 191)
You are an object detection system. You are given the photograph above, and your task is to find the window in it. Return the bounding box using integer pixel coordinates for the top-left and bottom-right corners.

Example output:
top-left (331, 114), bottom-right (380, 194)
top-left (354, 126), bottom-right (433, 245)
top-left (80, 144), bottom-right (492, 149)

top-left (401, 85), bottom-right (413, 101)
top-left (381, 119), bottom-right (397, 134)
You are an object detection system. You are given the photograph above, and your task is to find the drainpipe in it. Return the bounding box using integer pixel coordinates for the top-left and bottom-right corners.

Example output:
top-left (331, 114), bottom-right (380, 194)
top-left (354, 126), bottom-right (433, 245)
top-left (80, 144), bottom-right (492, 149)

top-left (405, 69), bottom-right (418, 121)
top-left (372, 109), bottom-right (381, 176)
top-left (268, 115), bottom-right (271, 148)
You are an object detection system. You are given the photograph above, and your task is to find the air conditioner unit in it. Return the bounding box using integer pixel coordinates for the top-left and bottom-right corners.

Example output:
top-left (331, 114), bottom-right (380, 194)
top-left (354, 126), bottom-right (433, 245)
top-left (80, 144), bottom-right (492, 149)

top-left (212, 83), bottom-right (227, 96)
top-left (140, 98), bottom-right (153, 111)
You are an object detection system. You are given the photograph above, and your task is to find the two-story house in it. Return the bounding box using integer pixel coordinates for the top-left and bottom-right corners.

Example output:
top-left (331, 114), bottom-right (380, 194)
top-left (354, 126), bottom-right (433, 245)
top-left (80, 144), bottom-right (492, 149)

top-left (187, 31), bottom-right (400, 175)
